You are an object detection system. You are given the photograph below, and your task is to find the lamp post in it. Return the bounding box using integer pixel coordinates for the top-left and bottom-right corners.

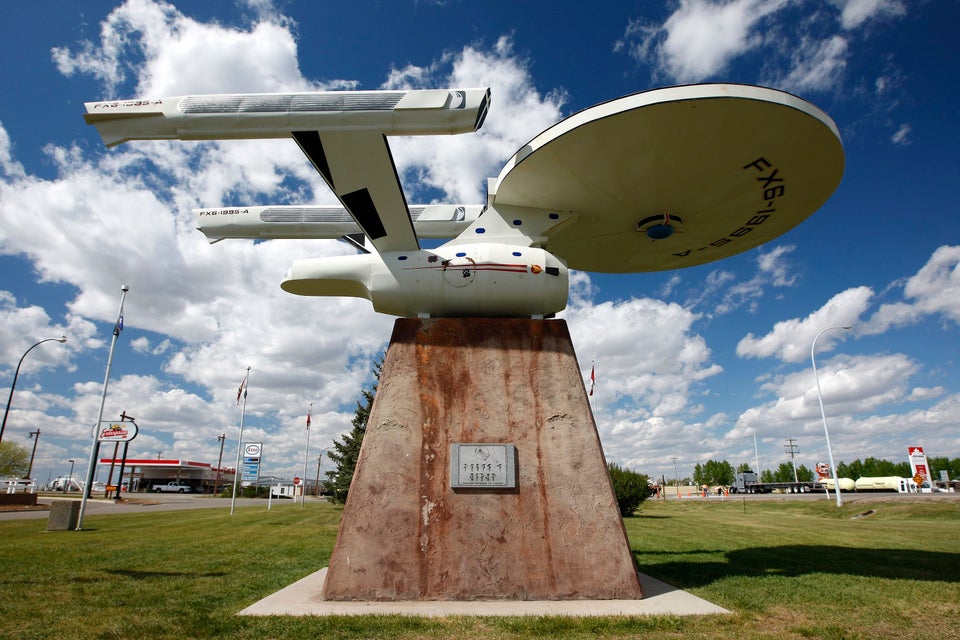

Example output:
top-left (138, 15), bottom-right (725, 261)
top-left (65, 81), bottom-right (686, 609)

top-left (77, 284), bottom-right (129, 530)
top-left (0, 336), bottom-right (67, 446)
top-left (67, 459), bottom-right (75, 491)
top-left (812, 325), bottom-right (851, 508)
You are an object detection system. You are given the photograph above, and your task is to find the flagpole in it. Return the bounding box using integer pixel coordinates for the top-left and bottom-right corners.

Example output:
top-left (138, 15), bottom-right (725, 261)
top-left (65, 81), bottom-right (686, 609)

top-left (230, 366), bottom-right (251, 515)
top-left (301, 402), bottom-right (312, 508)
top-left (76, 284), bottom-right (129, 530)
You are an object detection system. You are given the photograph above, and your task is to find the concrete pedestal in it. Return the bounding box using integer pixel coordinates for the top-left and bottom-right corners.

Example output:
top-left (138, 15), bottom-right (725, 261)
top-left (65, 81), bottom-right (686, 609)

top-left (47, 500), bottom-right (80, 531)
top-left (322, 319), bottom-right (642, 601)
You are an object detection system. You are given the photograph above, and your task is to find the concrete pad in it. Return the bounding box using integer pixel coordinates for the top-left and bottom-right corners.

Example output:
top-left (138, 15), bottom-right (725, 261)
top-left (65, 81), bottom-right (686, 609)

top-left (239, 568), bottom-right (729, 617)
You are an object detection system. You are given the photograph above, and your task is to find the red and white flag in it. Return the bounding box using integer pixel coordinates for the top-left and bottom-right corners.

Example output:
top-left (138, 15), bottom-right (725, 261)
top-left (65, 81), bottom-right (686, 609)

top-left (306, 404), bottom-right (312, 431)
top-left (589, 363), bottom-right (595, 396)
top-left (236, 369), bottom-right (249, 405)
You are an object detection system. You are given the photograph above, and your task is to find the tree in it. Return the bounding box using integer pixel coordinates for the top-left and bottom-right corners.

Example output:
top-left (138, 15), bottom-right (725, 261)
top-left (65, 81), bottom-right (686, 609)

top-left (736, 462), bottom-right (753, 473)
top-left (837, 457), bottom-right (910, 479)
top-left (693, 459), bottom-right (734, 486)
top-left (325, 354), bottom-right (383, 504)
top-left (607, 463), bottom-right (652, 516)
top-left (771, 462), bottom-right (796, 483)
top-left (0, 441), bottom-right (30, 477)
top-left (795, 464), bottom-right (813, 482)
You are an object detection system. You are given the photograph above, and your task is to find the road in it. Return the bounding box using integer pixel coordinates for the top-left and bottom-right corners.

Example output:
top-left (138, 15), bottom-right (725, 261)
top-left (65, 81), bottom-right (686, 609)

top-left (0, 493), bottom-right (322, 521)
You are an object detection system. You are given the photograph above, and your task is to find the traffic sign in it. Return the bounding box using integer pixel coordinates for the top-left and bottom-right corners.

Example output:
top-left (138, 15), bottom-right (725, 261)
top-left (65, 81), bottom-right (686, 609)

top-left (293, 477), bottom-right (301, 485)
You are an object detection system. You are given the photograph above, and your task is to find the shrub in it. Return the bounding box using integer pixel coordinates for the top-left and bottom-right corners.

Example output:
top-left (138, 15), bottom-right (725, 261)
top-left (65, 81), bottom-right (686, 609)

top-left (608, 463), bottom-right (653, 516)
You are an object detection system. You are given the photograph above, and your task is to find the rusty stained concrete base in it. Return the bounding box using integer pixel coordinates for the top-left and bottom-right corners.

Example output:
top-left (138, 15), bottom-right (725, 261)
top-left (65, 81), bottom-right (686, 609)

top-left (241, 568), bottom-right (731, 616)
top-left (321, 318), bottom-right (642, 602)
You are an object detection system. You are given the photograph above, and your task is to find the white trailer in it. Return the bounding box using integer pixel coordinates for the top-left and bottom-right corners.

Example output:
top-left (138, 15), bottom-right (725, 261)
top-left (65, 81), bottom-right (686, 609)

top-left (853, 476), bottom-right (917, 493)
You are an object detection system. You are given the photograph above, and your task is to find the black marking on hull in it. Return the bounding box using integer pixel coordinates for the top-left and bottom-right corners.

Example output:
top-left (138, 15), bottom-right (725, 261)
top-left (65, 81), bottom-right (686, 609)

top-left (341, 189), bottom-right (387, 240)
top-left (292, 131), bottom-right (334, 187)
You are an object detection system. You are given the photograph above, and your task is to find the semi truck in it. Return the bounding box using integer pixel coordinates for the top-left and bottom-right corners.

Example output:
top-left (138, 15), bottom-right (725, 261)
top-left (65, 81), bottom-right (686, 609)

top-left (729, 471), bottom-right (824, 494)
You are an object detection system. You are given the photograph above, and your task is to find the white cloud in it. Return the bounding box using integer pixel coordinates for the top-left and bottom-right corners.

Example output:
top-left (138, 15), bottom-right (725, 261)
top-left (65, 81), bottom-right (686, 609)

top-left (830, 0), bottom-right (906, 30)
top-left (388, 36), bottom-right (567, 203)
top-left (0, 1), bottom-right (583, 477)
top-left (0, 292), bottom-right (74, 375)
top-left (730, 352), bottom-right (919, 439)
top-left (618, 0), bottom-right (908, 97)
top-left (736, 286), bottom-right (870, 363)
top-left (863, 245), bottom-right (960, 334)
top-left (53, 0), bottom-right (310, 96)
top-left (617, 0), bottom-right (789, 83)
top-left (777, 34), bottom-right (849, 93)
top-left (890, 123), bottom-right (911, 145)
top-left (564, 292), bottom-right (722, 425)
top-left (711, 245), bottom-right (799, 315)
top-left (0, 122), bottom-right (25, 179)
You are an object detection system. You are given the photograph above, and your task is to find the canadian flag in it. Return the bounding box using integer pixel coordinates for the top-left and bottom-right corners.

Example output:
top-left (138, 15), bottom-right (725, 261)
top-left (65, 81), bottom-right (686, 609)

top-left (589, 364), bottom-right (595, 396)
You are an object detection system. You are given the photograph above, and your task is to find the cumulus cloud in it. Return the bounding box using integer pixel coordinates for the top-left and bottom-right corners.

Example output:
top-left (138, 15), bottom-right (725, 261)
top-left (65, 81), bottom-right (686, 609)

top-left (730, 352), bottom-right (919, 437)
top-left (862, 245), bottom-right (960, 334)
top-left (736, 286), bottom-right (870, 362)
top-left (0, 0), bottom-right (584, 476)
top-left (565, 292), bottom-right (722, 420)
top-left (617, 0), bottom-right (908, 97)
top-left (617, 0), bottom-right (789, 82)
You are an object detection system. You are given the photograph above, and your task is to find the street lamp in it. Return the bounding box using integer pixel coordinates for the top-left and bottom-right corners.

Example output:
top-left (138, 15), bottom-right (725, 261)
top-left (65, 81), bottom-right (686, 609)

top-left (0, 336), bottom-right (67, 446)
top-left (812, 325), bottom-right (851, 508)
top-left (67, 459), bottom-right (76, 492)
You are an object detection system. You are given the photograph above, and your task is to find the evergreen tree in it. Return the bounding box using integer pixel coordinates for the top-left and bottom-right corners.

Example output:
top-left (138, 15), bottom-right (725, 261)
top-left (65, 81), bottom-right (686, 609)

top-left (325, 354), bottom-right (383, 504)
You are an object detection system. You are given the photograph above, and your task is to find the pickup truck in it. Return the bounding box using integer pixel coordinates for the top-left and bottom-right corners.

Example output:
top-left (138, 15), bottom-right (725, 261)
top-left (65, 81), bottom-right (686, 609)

top-left (153, 481), bottom-right (193, 493)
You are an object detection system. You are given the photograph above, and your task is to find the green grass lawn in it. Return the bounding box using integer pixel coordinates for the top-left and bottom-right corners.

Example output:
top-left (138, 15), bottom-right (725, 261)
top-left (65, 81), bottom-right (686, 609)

top-left (1, 496), bottom-right (957, 639)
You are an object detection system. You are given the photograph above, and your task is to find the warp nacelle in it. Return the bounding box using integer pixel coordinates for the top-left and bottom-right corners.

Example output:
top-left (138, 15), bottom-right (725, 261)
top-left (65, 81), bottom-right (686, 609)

top-left (84, 88), bottom-right (490, 146)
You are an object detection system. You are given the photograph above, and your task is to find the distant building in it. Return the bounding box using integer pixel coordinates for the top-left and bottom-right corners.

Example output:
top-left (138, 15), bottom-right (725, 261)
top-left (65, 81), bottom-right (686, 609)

top-left (98, 458), bottom-right (235, 493)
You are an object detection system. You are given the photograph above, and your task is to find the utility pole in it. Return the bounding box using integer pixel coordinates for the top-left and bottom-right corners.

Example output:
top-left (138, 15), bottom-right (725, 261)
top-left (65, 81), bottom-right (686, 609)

top-left (25, 430), bottom-right (40, 479)
top-left (671, 456), bottom-right (680, 498)
top-left (215, 433), bottom-right (226, 495)
top-left (784, 438), bottom-right (800, 483)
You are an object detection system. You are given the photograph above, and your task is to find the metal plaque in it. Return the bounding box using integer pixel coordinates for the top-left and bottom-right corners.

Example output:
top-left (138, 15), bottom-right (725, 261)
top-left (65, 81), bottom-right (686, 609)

top-left (450, 443), bottom-right (517, 489)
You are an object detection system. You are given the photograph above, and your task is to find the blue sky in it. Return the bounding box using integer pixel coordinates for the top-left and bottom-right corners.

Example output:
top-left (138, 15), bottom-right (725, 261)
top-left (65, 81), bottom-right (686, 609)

top-left (1, 0), bottom-right (958, 485)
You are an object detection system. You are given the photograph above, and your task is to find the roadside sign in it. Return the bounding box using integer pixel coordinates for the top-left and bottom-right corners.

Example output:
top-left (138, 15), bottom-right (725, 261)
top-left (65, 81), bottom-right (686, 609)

top-left (908, 446), bottom-right (931, 485)
top-left (293, 477), bottom-right (300, 485)
top-left (97, 421), bottom-right (138, 442)
top-left (241, 442), bottom-right (262, 487)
